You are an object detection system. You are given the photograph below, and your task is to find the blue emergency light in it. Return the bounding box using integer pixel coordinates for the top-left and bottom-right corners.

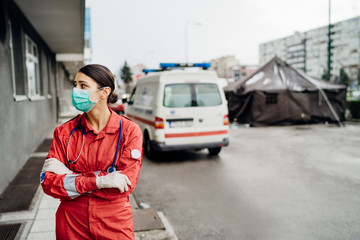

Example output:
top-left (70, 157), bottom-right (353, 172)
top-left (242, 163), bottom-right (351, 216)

top-left (143, 69), bottom-right (161, 74)
top-left (160, 63), bottom-right (211, 70)
top-left (143, 63), bottom-right (211, 74)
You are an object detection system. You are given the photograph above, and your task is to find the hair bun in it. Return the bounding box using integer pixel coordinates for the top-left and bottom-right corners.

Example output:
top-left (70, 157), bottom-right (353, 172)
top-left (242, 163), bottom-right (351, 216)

top-left (109, 92), bottom-right (118, 103)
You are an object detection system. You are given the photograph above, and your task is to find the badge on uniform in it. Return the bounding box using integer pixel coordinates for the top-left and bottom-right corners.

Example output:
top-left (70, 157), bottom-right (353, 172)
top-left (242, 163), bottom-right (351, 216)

top-left (131, 149), bottom-right (141, 159)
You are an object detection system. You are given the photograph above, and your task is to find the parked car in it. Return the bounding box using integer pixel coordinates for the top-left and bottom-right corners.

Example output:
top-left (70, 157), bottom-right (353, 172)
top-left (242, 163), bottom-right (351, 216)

top-left (109, 99), bottom-right (125, 115)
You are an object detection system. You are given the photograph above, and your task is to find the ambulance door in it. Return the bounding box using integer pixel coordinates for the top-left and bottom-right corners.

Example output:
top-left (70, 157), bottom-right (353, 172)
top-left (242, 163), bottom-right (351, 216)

top-left (192, 83), bottom-right (228, 144)
top-left (162, 83), bottom-right (198, 146)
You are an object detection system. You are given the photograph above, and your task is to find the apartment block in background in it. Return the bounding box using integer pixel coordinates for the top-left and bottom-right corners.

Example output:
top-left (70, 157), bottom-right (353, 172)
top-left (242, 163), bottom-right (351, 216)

top-left (259, 16), bottom-right (360, 86)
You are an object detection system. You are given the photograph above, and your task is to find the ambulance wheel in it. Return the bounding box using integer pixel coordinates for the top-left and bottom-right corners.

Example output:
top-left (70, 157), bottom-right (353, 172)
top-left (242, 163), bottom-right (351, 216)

top-left (143, 132), bottom-right (155, 159)
top-left (208, 147), bottom-right (221, 156)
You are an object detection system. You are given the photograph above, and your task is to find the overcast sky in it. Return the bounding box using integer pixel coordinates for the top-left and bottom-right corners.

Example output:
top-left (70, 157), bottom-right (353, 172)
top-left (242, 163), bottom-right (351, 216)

top-left (86, 0), bottom-right (360, 73)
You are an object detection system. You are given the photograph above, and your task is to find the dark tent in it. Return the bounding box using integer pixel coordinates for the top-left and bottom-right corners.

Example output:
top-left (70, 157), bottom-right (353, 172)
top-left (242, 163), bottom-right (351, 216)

top-left (224, 57), bottom-right (346, 126)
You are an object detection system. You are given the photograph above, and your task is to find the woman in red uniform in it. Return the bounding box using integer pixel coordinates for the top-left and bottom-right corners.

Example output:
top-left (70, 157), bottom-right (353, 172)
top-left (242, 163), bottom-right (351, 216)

top-left (41, 64), bottom-right (142, 240)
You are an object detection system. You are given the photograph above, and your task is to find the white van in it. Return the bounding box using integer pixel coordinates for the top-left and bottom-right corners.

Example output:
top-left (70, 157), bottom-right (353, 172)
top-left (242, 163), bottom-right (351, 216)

top-left (125, 64), bottom-right (229, 158)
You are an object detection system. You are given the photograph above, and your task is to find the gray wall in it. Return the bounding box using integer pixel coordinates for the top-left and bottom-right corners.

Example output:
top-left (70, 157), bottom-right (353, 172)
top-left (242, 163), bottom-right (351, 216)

top-left (0, 1), bottom-right (59, 194)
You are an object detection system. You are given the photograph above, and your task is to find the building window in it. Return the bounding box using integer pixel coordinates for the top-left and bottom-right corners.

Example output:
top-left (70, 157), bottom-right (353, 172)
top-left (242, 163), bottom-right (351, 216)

top-left (43, 52), bottom-right (53, 98)
top-left (266, 93), bottom-right (278, 104)
top-left (9, 20), bottom-right (27, 101)
top-left (25, 35), bottom-right (42, 99)
top-left (47, 58), bottom-right (52, 98)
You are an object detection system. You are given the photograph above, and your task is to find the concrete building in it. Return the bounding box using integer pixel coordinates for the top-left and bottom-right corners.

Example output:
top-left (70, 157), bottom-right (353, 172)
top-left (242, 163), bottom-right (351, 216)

top-left (84, 7), bottom-right (92, 65)
top-left (0, 0), bottom-right (85, 194)
top-left (210, 55), bottom-right (240, 80)
top-left (132, 63), bottom-right (145, 83)
top-left (239, 65), bottom-right (258, 80)
top-left (259, 16), bottom-right (360, 86)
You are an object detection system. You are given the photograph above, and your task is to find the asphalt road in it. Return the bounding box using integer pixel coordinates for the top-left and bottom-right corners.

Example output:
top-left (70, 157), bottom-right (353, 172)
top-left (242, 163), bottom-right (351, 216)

top-left (133, 123), bottom-right (360, 240)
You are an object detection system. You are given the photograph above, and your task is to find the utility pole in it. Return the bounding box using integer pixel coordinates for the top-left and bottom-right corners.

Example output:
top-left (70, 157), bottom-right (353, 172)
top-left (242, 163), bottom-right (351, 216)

top-left (327, 0), bottom-right (333, 81)
top-left (358, 29), bottom-right (360, 86)
top-left (185, 22), bottom-right (188, 63)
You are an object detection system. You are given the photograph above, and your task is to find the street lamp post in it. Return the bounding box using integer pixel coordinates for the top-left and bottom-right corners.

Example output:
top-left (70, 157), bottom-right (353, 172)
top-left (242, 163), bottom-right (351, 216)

top-left (185, 19), bottom-right (201, 63)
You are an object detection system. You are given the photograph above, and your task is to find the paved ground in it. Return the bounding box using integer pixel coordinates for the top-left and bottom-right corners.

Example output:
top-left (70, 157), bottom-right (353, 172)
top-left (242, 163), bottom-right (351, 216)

top-left (133, 123), bottom-right (360, 240)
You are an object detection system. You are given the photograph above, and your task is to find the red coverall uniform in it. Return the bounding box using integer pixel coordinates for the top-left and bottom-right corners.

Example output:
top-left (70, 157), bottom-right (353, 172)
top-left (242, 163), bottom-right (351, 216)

top-left (41, 110), bottom-right (143, 240)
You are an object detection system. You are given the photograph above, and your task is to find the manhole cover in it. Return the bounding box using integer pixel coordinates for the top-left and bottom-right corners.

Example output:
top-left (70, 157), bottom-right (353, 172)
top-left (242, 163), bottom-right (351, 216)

top-left (133, 208), bottom-right (165, 232)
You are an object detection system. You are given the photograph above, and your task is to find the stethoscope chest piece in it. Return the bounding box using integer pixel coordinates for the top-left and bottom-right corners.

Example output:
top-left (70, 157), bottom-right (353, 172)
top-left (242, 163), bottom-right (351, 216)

top-left (107, 166), bottom-right (116, 173)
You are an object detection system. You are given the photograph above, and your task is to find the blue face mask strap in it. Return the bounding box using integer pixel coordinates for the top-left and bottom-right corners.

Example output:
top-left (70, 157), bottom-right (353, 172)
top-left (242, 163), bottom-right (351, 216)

top-left (66, 119), bottom-right (85, 164)
top-left (107, 119), bottom-right (122, 173)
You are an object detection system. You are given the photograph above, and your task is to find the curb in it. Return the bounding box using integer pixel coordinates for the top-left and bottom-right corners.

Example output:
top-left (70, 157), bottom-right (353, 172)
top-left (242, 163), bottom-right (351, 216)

top-left (131, 195), bottom-right (178, 240)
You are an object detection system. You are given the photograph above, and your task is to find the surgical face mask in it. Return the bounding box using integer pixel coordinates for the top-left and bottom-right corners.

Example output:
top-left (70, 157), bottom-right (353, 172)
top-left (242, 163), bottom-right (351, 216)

top-left (72, 87), bottom-right (103, 112)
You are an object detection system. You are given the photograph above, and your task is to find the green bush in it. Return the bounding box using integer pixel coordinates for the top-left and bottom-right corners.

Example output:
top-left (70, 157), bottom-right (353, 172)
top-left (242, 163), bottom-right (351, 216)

top-left (347, 101), bottom-right (360, 119)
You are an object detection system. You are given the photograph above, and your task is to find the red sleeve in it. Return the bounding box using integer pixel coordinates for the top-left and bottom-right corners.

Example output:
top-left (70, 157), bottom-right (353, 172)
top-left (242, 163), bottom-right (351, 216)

top-left (41, 127), bottom-right (98, 200)
top-left (88, 123), bottom-right (143, 200)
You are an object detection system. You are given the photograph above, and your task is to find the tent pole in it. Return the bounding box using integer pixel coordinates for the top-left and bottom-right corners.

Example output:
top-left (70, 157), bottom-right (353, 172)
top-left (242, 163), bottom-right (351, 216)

top-left (317, 88), bottom-right (344, 128)
top-left (297, 70), bottom-right (344, 127)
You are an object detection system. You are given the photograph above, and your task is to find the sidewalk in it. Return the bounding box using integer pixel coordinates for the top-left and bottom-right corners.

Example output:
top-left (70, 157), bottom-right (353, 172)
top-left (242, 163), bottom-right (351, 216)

top-left (25, 190), bottom-right (178, 240)
top-left (0, 114), bottom-right (178, 240)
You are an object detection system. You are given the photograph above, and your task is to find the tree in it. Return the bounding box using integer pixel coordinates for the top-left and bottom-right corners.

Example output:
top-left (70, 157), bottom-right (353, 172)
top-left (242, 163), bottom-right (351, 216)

top-left (339, 68), bottom-right (349, 87)
top-left (121, 61), bottom-right (133, 93)
top-left (321, 69), bottom-right (329, 81)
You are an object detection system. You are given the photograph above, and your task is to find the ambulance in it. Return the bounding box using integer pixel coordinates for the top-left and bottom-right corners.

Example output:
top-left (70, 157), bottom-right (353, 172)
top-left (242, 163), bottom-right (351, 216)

top-left (125, 63), bottom-right (229, 158)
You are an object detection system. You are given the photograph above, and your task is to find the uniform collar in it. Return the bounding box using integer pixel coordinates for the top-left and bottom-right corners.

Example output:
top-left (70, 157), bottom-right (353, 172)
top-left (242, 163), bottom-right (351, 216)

top-left (103, 109), bottom-right (121, 133)
top-left (80, 109), bottom-right (121, 135)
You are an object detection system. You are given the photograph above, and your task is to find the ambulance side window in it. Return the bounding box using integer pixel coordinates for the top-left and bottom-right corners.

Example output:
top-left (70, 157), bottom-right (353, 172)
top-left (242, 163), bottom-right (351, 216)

top-left (128, 87), bottom-right (136, 105)
top-left (134, 86), bottom-right (143, 105)
top-left (140, 85), bottom-right (155, 107)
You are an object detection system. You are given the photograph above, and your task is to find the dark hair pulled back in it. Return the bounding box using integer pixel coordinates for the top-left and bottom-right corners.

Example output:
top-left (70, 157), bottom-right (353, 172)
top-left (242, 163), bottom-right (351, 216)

top-left (78, 64), bottom-right (118, 103)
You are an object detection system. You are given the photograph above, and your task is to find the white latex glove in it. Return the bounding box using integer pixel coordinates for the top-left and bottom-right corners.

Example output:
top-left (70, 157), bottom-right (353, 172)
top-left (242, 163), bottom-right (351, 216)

top-left (42, 158), bottom-right (73, 175)
top-left (96, 171), bottom-right (131, 193)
